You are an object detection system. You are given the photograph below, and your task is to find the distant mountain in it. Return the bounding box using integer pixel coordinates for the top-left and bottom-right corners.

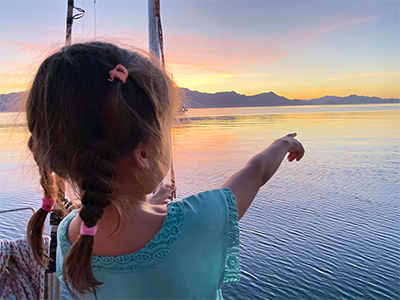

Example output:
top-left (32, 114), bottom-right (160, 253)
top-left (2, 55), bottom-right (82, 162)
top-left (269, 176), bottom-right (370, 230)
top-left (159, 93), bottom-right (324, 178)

top-left (298, 94), bottom-right (400, 106)
top-left (182, 89), bottom-right (399, 108)
top-left (1, 90), bottom-right (399, 112)
top-left (0, 92), bottom-right (27, 112)
top-left (182, 89), bottom-right (305, 108)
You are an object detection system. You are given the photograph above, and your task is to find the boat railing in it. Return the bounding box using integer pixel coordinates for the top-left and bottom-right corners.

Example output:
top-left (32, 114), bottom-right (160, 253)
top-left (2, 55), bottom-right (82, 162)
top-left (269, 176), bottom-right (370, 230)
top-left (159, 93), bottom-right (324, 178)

top-left (0, 207), bottom-right (35, 214)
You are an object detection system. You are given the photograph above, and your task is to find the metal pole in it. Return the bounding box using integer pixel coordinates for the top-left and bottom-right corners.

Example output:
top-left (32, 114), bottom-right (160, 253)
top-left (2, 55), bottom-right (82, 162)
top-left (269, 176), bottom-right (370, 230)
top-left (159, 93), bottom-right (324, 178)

top-left (45, 209), bottom-right (63, 300)
top-left (66, 0), bottom-right (74, 45)
top-left (45, 272), bottom-right (61, 300)
top-left (0, 207), bottom-right (35, 214)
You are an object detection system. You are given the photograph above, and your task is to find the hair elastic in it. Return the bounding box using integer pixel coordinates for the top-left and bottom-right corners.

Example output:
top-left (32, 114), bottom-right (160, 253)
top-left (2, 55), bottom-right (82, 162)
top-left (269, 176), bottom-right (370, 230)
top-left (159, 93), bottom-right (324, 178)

top-left (80, 222), bottom-right (99, 236)
top-left (41, 197), bottom-right (56, 212)
top-left (108, 64), bottom-right (129, 84)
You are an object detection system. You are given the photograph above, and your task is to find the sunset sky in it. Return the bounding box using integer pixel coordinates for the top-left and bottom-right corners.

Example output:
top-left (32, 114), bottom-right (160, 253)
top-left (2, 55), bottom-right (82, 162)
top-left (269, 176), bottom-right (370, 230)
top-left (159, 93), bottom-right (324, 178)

top-left (0, 0), bottom-right (399, 99)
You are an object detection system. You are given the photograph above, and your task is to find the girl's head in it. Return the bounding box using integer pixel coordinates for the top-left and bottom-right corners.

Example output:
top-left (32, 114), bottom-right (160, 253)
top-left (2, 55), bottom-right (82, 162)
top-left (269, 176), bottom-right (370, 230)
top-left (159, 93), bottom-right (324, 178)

top-left (26, 42), bottom-right (180, 296)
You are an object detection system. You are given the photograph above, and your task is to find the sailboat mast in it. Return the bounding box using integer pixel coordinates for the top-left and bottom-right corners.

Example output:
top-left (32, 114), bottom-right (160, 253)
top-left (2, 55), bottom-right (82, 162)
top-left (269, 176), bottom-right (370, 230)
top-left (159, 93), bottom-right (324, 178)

top-left (148, 0), bottom-right (160, 60)
top-left (148, 0), bottom-right (175, 198)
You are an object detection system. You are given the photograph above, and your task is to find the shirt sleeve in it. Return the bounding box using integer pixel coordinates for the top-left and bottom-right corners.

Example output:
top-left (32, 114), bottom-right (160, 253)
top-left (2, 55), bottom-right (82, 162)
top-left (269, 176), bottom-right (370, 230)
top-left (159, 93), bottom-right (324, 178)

top-left (220, 187), bottom-right (241, 284)
top-left (177, 188), bottom-right (241, 286)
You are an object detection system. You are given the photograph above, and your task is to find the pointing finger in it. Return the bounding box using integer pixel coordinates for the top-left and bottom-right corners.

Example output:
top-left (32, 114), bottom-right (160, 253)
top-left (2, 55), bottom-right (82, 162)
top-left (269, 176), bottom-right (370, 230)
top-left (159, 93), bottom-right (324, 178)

top-left (286, 133), bottom-right (297, 138)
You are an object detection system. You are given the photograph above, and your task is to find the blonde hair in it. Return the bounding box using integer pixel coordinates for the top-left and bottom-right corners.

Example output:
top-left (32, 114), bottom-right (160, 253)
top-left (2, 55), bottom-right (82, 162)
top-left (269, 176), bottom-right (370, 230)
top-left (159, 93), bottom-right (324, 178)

top-left (26, 42), bottom-right (180, 297)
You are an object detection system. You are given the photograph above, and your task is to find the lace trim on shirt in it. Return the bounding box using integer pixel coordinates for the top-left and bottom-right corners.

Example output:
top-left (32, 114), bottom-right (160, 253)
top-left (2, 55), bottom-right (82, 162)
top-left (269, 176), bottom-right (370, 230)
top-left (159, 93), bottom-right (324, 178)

top-left (221, 187), bottom-right (241, 284)
top-left (59, 202), bottom-right (184, 274)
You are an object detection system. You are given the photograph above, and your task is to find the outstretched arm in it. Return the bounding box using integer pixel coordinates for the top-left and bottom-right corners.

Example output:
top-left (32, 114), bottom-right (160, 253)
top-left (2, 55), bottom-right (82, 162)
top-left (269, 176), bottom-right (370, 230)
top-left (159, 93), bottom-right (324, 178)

top-left (222, 133), bottom-right (305, 220)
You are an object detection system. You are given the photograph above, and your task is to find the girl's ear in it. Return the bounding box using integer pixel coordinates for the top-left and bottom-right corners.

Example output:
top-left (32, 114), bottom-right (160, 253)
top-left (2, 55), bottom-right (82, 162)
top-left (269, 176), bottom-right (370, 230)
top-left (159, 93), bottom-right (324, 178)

top-left (133, 144), bottom-right (151, 170)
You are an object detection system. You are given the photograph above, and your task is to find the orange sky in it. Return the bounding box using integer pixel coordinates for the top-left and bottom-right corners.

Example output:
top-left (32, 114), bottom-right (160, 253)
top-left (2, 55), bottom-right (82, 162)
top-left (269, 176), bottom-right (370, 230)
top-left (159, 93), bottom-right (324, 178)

top-left (1, 1), bottom-right (399, 99)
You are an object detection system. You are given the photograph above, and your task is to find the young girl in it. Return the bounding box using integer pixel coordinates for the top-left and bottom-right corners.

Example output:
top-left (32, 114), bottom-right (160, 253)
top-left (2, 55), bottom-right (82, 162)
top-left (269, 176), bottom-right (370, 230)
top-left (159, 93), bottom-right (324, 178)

top-left (26, 42), bottom-right (304, 299)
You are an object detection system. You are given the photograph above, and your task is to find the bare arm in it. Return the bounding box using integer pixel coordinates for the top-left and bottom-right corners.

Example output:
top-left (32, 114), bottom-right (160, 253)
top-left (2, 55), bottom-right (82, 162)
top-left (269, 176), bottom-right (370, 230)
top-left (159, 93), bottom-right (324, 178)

top-left (223, 133), bottom-right (305, 220)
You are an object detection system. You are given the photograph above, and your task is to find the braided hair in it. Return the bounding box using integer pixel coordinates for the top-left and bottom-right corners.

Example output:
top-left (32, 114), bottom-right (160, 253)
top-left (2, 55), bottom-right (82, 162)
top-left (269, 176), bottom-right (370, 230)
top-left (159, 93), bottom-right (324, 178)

top-left (26, 42), bottom-right (180, 296)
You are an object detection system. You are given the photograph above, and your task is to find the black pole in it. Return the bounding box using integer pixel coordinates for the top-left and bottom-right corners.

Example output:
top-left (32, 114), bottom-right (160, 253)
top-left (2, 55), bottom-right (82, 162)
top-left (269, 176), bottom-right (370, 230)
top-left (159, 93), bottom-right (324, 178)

top-left (66, 0), bottom-right (74, 45)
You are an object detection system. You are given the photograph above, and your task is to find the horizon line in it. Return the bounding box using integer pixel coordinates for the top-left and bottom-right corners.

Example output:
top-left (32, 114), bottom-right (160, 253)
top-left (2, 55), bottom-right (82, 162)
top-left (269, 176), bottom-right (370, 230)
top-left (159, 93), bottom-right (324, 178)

top-left (1, 88), bottom-right (399, 101)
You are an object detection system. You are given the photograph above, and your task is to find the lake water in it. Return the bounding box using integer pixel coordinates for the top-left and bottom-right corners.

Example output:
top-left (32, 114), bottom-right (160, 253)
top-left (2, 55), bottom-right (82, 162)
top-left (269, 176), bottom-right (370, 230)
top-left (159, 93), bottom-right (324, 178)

top-left (0, 104), bottom-right (399, 299)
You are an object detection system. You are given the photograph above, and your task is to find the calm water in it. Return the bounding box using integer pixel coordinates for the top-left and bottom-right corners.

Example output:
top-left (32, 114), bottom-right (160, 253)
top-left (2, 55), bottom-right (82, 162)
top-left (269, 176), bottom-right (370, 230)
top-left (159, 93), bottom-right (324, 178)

top-left (1, 104), bottom-right (399, 299)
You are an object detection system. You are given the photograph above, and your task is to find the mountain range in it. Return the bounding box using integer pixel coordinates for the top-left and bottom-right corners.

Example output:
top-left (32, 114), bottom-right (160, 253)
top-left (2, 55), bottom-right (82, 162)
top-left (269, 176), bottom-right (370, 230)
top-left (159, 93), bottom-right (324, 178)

top-left (181, 88), bottom-right (399, 108)
top-left (0, 89), bottom-right (398, 112)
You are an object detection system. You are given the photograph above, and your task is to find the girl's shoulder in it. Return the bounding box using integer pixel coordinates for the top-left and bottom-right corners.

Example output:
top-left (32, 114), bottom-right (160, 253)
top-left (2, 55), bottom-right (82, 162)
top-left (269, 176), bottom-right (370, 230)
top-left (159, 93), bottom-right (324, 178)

top-left (164, 187), bottom-right (238, 236)
top-left (175, 187), bottom-right (237, 218)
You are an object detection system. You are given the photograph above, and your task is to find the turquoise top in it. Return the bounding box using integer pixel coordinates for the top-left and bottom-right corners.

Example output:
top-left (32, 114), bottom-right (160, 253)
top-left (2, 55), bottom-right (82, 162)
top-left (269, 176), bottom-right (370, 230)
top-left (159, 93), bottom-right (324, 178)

top-left (56, 188), bottom-right (240, 299)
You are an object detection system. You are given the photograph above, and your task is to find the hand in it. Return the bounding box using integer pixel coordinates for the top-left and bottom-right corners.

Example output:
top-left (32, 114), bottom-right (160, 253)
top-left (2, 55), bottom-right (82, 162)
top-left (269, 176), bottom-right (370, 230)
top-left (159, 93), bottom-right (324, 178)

top-left (280, 133), bottom-right (305, 162)
top-left (148, 184), bottom-right (177, 205)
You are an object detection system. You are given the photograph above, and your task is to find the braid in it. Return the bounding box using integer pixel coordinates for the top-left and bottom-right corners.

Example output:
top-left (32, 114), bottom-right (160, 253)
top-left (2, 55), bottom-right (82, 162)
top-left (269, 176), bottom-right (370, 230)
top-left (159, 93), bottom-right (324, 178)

top-left (39, 164), bottom-right (58, 199)
top-left (55, 175), bottom-right (66, 203)
top-left (27, 159), bottom-right (58, 267)
top-left (64, 140), bottom-right (116, 296)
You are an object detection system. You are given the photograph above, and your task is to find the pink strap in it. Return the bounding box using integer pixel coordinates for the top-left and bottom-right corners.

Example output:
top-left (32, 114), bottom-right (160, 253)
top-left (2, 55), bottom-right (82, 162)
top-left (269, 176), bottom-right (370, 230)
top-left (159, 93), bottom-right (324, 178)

top-left (108, 64), bottom-right (129, 84)
top-left (80, 222), bottom-right (99, 236)
top-left (41, 197), bottom-right (56, 212)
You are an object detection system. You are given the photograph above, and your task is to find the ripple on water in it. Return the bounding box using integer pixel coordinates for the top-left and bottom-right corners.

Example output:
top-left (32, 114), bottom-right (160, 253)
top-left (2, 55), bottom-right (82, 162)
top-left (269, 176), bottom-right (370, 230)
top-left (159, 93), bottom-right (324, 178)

top-left (2, 108), bottom-right (400, 300)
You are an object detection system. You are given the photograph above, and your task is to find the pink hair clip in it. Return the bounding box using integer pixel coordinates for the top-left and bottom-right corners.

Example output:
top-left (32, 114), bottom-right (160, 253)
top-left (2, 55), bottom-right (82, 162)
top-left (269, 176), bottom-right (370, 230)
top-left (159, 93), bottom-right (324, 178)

top-left (80, 222), bottom-right (99, 236)
top-left (108, 64), bottom-right (129, 84)
top-left (41, 197), bottom-right (56, 212)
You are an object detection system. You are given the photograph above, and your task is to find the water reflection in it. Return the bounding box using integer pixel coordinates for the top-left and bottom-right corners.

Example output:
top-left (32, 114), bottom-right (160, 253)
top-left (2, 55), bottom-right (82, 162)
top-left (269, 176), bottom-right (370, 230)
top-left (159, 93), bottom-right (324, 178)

top-left (0, 105), bottom-right (399, 299)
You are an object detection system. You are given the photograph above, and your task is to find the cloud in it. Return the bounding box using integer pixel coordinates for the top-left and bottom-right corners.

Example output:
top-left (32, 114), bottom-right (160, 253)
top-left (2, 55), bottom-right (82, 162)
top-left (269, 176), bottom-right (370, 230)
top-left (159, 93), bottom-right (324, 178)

top-left (344, 71), bottom-right (399, 78)
top-left (163, 34), bottom-right (287, 88)
top-left (326, 71), bottom-right (400, 81)
top-left (299, 15), bottom-right (378, 41)
top-left (0, 40), bottom-right (63, 57)
top-left (280, 15), bottom-right (379, 45)
top-left (0, 73), bottom-right (33, 94)
top-left (157, 34), bottom-right (282, 90)
top-left (0, 40), bottom-right (64, 80)
top-left (165, 34), bottom-right (289, 66)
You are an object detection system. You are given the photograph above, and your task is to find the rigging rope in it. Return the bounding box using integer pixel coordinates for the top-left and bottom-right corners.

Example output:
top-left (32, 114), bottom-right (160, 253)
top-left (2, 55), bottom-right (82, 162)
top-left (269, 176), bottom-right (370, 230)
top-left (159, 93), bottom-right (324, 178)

top-left (73, 6), bottom-right (85, 20)
top-left (94, 0), bottom-right (97, 40)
